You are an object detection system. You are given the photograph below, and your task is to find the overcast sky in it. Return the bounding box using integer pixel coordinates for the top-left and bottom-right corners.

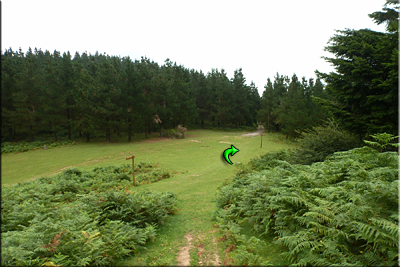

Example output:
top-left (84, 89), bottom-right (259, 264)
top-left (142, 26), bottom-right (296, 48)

top-left (3, 0), bottom-right (387, 95)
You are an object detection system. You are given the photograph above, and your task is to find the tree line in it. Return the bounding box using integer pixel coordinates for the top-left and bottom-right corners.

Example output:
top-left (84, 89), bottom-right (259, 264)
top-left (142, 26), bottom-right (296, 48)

top-left (1, 49), bottom-right (261, 142)
top-left (3, 0), bottom-right (396, 144)
top-left (1, 48), bottom-right (328, 142)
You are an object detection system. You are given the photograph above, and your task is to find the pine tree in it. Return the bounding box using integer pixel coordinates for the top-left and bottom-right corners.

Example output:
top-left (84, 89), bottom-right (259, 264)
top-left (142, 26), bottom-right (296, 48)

top-left (276, 74), bottom-right (309, 138)
top-left (259, 78), bottom-right (275, 132)
top-left (120, 56), bottom-right (141, 141)
top-left (13, 47), bottom-right (43, 142)
top-left (231, 68), bottom-right (249, 128)
top-left (1, 48), bottom-right (22, 142)
top-left (215, 69), bottom-right (233, 131)
top-left (191, 69), bottom-right (210, 128)
top-left (72, 51), bottom-right (96, 142)
top-left (246, 81), bottom-right (260, 126)
top-left (61, 51), bottom-right (75, 140)
top-left (316, 1), bottom-right (398, 137)
top-left (95, 55), bottom-right (122, 143)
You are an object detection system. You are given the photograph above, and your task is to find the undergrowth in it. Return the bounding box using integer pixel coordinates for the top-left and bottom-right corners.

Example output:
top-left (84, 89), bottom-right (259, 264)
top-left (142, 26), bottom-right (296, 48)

top-left (1, 140), bottom-right (77, 154)
top-left (1, 163), bottom-right (177, 266)
top-left (215, 146), bottom-right (399, 266)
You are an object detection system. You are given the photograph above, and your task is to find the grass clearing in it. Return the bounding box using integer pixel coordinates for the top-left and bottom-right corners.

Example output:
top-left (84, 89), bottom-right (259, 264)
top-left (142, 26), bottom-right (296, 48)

top-left (1, 129), bottom-right (293, 265)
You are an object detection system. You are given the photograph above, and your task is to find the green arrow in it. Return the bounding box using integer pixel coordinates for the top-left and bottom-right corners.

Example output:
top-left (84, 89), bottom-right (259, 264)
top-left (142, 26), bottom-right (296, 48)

top-left (223, 145), bottom-right (239, 165)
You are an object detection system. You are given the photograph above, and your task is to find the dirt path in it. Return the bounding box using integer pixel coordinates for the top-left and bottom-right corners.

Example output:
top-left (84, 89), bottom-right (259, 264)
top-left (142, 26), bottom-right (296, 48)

top-left (177, 233), bottom-right (194, 266)
top-left (177, 231), bottom-right (222, 266)
top-left (242, 129), bottom-right (265, 136)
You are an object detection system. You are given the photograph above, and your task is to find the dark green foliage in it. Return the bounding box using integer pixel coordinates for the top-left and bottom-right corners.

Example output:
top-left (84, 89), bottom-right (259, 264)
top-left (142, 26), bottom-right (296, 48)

top-left (248, 150), bottom-right (292, 171)
top-left (215, 146), bottom-right (399, 266)
top-left (1, 140), bottom-right (76, 154)
top-left (364, 132), bottom-right (399, 152)
top-left (368, 0), bottom-right (399, 33)
top-left (258, 73), bottom-right (329, 138)
top-left (289, 119), bottom-right (362, 165)
top-left (316, 3), bottom-right (399, 137)
top-left (247, 119), bottom-right (361, 168)
top-left (230, 68), bottom-right (260, 128)
top-left (1, 163), bottom-right (176, 266)
top-left (97, 190), bottom-right (176, 226)
top-left (257, 78), bottom-right (275, 133)
top-left (2, 49), bottom-right (261, 142)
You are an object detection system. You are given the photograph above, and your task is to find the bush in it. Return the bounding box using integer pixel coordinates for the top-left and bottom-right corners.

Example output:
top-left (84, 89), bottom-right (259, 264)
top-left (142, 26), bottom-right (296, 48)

top-left (215, 146), bottom-right (399, 266)
top-left (248, 150), bottom-right (292, 171)
top-left (289, 119), bottom-right (362, 165)
top-left (1, 140), bottom-right (77, 154)
top-left (1, 163), bottom-right (177, 266)
top-left (163, 125), bottom-right (187, 139)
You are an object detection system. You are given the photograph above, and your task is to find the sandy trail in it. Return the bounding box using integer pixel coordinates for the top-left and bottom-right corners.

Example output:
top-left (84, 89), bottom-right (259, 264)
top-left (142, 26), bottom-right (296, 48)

top-left (177, 233), bottom-right (194, 266)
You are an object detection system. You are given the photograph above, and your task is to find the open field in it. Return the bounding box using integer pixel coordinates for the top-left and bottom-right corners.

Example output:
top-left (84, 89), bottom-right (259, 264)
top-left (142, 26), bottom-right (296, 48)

top-left (1, 129), bottom-right (293, 265)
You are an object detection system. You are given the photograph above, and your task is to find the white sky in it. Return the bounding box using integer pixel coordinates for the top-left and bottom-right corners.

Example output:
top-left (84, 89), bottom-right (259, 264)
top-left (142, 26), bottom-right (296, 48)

top-left (2, 0), bottom-right (387, 96)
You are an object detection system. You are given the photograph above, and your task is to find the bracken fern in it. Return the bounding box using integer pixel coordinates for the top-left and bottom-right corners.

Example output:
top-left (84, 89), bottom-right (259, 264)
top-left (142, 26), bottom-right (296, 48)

top-left (215, 146), bottom-right (398, 266)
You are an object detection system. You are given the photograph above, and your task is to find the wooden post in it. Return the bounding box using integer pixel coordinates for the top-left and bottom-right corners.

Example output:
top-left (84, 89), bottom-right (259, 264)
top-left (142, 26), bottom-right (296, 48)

top-left (260, 133), bottom-right (263, 148)
top-left (126, 155), bottom-right (135, 186)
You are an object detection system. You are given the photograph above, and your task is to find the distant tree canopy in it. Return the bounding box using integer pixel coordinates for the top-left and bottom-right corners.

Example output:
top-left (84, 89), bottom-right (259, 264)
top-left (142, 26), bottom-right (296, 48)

top-left (316, 0), bottom-right (399, 137)
top-left (257, 73), bottom-right (329, 138)
top-left (1, 50), bottom-right (263, 142)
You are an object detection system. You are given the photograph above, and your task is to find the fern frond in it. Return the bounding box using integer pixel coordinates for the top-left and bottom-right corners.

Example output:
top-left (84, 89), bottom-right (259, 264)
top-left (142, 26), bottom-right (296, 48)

top-left (370, 217), bottom-right (399, 239)
top-left (303, 211), bottom-right (333, 224)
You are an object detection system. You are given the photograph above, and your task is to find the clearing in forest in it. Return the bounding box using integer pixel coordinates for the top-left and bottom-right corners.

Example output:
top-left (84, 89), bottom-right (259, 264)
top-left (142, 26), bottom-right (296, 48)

top-left (1, 129), bottom-right (292, 265)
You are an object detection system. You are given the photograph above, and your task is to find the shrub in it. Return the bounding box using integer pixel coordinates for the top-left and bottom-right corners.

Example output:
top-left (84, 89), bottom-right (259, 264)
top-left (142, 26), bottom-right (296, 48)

top-left (289, 119), bottom-right (362, 165)
top-left (248, 150), bottom-right (292, 171)
top-left (215, 146), bottom-right (399, 266)
top-left (1, 140), bottom-right (76, 154)
top-left (1, 163), bottom-right (177, 266)
top-left (163, 125), bottom-right (187, 139)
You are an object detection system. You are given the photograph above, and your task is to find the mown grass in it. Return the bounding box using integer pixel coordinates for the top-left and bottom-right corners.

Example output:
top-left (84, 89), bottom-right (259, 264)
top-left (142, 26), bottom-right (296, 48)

top-left (1, 129), bottom-right (293, 265)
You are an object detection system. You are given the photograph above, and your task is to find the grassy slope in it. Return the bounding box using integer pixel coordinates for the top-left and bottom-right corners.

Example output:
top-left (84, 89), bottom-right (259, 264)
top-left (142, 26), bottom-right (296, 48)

top-left (1, 129), bottom-right (292, 265)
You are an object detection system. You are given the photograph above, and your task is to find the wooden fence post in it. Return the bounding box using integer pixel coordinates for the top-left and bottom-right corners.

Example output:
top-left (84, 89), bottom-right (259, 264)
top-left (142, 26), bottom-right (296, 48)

top-left (126, 155), bottom-right (135, 186)
top-left (260, 133), bottom-right (263, 148)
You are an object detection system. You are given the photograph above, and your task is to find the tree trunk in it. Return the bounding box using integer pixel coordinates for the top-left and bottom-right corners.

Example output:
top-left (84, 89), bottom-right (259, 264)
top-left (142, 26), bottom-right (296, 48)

top-left (30, 124), bottom-right (34, 142)
top-left (86, 132), bottom-right (90, 142)
top-left (8, 127), bottom-right (13, 142)
top-left (160, 125), bottom-right (162, 137)
top-left (79, 129), bottom-right (82, 138)
top-left (106, 128), bottom-right (111, 143)
top-left (145, 125), bottom-right (148, 139)
top-left (54, 131), bottom-right (58, 142)
top-left (201, 120), bottom-right (204, 129)
top-left (67, 109), bottom-right (71, 140)
top-left (128, 123), bottom-right (132, 142)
